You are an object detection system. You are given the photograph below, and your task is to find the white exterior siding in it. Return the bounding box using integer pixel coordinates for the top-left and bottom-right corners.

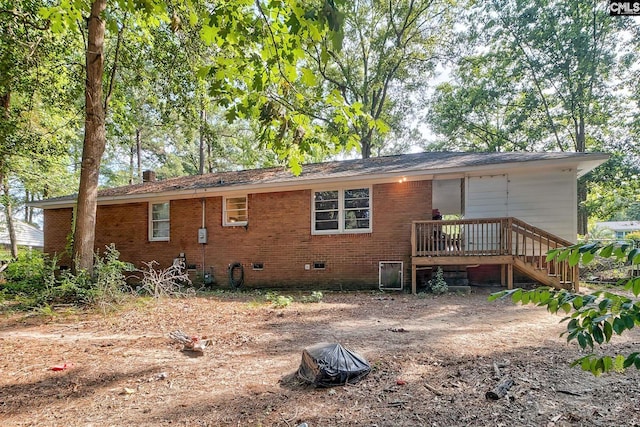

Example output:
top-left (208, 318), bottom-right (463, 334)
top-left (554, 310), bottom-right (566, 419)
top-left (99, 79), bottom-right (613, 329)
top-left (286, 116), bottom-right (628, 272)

top-left (465, 169), bottom-right (577, 243)
top-left (465, 175), bottom-right (508, 217)
top-left (432, 178), bottom-right (463, 215)
top-left (507, 169), bottom-right (576, 241)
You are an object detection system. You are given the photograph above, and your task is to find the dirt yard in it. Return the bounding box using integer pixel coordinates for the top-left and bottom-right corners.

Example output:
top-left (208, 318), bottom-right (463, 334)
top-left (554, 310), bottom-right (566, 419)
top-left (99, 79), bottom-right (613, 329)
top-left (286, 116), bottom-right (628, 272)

top-left (1, 286), bottom-right (640, 427)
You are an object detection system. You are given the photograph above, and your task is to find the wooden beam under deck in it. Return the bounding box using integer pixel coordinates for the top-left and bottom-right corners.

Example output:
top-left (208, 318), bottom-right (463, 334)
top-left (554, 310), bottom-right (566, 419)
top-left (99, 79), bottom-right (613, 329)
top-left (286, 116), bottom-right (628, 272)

top-left (412, 255), bottom-right (514, 266)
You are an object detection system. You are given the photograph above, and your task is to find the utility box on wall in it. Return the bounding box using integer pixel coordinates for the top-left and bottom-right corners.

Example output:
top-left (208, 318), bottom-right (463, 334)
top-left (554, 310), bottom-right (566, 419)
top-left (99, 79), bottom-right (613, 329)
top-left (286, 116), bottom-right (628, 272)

top-left (379, 261), bottom-right (403, 291)
top-left (198, 228), bottom-right (208, 244)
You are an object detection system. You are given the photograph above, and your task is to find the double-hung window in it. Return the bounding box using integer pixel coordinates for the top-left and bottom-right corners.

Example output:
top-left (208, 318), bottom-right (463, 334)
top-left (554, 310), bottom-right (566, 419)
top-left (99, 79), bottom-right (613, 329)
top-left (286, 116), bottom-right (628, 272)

top-left (149, 202), bottom-right (170, 241)
top-left (223, 196), bottom-right (248, 226)
top-left (312, 187), bottom-right (371, 234)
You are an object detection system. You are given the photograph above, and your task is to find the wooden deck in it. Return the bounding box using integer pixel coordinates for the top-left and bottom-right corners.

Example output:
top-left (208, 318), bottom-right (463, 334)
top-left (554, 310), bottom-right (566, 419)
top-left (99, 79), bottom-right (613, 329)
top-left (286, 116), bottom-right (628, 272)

top-left (410, 217), bottom-right (579, 293)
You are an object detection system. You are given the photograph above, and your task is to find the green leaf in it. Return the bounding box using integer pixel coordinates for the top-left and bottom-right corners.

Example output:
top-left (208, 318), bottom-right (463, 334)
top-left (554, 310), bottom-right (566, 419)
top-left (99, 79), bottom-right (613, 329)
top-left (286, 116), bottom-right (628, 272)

top-left (600, 244), bottom-right (614, 258)
top-left (300, 68), bottom-right (317, 86)
top-left (623, 314), bottom-right (635, 329)
top-left (581, 251), bottom-right (595, 264)
top-left (488, 290), bottom-right (509, 301)
top-left (200, 25), bottom-right (219, 45)
top-left (572, 354), bottom-right (592, 369)
top-left (569, 249), bottom-right (581, 267)
top-left (592, 314), bottom-right (612, 323)
top-left (614, 355), bottom-right (626, 373)
top-left (584, 332), bottom-right (594, 348)
top-left (320, 46), bottom-right (330, 64)
top-left (572, 296), bottom-right (583, 310)
top-left (579, 242), bottom-right (599, 253)
top-left (624, 352), bottom-right (639, 368)
top-left (598, 298), bottom-right (611, 311)
top-left (511, 288), bottom-right (523, 303)
top-left (613, 316), bottom-right (626, 334)
top-left (633, 277), bottom-right (640, 297)
top-left (567, 318), bottom-right (579, 332)
top-left (603, 321), bottom-right (613, 342)
top-left (577, 332), bottom-right (587, 349)
top-left (592, 324), bottom-right (604, 345)
top-left (593, 357), bottom-right (605, 376)
top-left (556, 248), bottom-right (571, 262)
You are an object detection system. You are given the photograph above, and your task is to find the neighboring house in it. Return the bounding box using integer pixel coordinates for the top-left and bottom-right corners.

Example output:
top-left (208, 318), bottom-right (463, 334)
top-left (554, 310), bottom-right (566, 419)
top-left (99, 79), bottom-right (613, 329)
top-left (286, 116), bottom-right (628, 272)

top-left (32, 151), bottom-right (608, 292)
top-left (595, 221), bottom-right (640, 240)
top-left (0, 213), bottom-right (44, 251)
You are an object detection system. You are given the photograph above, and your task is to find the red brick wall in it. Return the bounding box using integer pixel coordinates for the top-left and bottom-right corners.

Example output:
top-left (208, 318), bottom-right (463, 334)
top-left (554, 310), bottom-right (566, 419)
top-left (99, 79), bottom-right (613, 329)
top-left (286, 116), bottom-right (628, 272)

top-left (43, 208), bottom-right (74, 266)
top-left (42, 180), bottom-right (432, 289)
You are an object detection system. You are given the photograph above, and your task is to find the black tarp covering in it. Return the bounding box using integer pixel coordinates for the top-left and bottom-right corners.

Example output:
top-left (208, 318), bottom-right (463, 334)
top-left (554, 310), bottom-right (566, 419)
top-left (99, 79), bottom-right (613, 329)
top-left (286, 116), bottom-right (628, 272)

top-left (297, 342), bottom-right (371, 387)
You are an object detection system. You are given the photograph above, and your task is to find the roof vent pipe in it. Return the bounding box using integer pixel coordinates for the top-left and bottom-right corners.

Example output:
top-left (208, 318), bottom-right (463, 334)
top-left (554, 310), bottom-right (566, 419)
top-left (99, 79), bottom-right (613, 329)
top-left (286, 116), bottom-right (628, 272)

top-left (142, 170), bottom-right (156, 183)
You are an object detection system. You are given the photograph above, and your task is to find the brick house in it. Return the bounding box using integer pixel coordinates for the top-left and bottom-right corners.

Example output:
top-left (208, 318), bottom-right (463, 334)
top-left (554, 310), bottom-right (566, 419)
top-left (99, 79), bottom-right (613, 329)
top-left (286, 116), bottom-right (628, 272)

top-left (33, 151), bottom-right (608, 292)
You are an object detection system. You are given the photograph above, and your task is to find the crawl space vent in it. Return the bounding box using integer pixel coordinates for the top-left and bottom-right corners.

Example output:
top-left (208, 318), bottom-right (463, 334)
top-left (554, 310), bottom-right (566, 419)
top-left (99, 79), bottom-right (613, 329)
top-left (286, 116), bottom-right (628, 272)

top-left (379, 261), bottom-right (403, 291)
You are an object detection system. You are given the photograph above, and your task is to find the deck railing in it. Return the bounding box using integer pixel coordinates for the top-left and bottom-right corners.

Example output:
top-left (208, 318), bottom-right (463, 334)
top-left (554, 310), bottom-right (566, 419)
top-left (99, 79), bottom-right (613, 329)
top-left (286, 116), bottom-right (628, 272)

top-left (411, 217), bottom-right (579, 288)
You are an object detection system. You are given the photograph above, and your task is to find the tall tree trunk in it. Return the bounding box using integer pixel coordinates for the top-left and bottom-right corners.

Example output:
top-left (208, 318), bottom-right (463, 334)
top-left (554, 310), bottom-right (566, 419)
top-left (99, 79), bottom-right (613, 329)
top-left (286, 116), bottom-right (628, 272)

top-left (360, 127), bottom-right (372, 159)
top-left (136, 128), bottom-right (141, 181)
top-left (1, 175), bottom-right (18, 258)
top-left (129, 138), bottom-right (134, 185)
top-left (576, 114), bottom-right (587, 236)
top-left (72, 0), bottom-right (107, 274)
top-left (24, 190), bottom-right (29, 222)
top-left (199, 109), bottom-right (206, 175)
top-left (1, 92), bottom-right (17, 257)
top-left (27, 192), bottom-right (33, 224)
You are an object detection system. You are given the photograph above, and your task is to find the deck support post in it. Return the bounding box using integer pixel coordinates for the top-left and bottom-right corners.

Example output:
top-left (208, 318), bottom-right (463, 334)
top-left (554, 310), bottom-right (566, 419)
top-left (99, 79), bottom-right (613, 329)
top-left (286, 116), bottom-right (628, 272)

top-left (507, 263), bottom-right (513, 289)
top-left (500, 265), bottom-right (506, 287)
top-left (411, 263), bottom-right (417, 294)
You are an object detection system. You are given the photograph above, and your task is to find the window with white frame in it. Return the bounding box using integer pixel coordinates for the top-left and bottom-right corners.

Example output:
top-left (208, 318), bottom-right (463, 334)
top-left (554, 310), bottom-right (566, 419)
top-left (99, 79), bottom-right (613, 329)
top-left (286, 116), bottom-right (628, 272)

top-left (223, 196), bottom-right (248, 226)
top-left (312, 187), bottom-right (371, 234)
top-left (149, 202), bottom-right (170, 241)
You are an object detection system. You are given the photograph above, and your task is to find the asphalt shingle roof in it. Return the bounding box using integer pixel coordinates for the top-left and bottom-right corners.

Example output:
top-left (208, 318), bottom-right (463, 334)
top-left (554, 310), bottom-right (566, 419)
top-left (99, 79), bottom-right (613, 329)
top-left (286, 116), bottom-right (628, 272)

top-left (37, 151), bottom-right (608, 206)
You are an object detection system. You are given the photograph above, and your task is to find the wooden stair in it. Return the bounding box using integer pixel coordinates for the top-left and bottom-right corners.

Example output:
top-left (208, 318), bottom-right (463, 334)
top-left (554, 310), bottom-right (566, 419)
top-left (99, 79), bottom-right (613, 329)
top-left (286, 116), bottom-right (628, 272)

top-left (513, 257), bottom-right (561, 288)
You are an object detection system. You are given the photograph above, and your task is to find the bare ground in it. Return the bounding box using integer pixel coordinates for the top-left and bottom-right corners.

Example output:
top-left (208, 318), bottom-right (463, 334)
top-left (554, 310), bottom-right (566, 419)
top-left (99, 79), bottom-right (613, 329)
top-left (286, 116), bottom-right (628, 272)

top-left (1, 286), bottom-right (640, 427)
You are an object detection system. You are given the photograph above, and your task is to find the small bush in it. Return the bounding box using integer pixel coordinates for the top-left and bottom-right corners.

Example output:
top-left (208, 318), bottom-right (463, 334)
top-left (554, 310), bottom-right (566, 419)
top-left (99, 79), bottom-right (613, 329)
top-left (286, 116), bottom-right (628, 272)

top-left (266, 291), bottom-right (293, 308)
top-left (2, 245), bottom-right (134, 310)
top-left (93, 245), bottom-right (134, 309)
top-left (626, 231), bottom-right (640, 244)
top-left (136, 259), bottom-right (192, 299)
top-left (428, 267), bottom-right (448, 294)
top-left (301, 291), bottom-right (323, 303)
top-left (2, 250), bottom-right (55, 294)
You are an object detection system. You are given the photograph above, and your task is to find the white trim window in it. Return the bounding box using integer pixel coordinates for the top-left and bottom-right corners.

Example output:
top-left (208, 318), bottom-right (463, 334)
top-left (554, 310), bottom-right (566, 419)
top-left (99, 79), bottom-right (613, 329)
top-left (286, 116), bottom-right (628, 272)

top-left (149, 201), bottom-right (170, 241)
top-left (223, 195), bottom-right (248, 226)
top-left (312, 187), bottom-right (371, 234)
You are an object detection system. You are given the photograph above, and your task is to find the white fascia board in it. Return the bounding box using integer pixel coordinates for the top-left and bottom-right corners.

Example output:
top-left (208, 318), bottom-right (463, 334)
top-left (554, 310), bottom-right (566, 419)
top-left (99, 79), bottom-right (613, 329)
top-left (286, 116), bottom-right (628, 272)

top-left (462, 155), bottom-right (609, 178)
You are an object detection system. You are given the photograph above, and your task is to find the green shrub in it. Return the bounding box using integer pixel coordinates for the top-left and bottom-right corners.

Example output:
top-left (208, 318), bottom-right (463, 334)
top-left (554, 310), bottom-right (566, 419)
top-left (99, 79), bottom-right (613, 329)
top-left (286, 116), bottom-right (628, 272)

top-left (625, 231), bottom-right (640, 243)
top-left (301, 291), bottom-right (323, 303)
top-left (2, 245), bottom-right (133, 310)
top-left (428, 267), bottom-right (448, 294)
top-left (47, 269), bottom-right (95, 305)
top-left (2, 250), bottom-right (56, 295)
top-left (266, 291), bottom-right (294, 308)
top-left (93, 244), bottom-right (134, 307)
